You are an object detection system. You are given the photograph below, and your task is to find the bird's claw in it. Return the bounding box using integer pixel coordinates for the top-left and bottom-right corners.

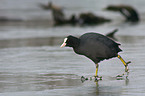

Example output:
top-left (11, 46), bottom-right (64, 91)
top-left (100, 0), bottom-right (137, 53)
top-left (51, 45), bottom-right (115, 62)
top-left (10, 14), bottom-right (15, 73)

top-left (81, 75), bottom-right (102, 82)
top-left (94, 76), bottom-right (102, 81)
top-left (116, 67), bottom-right (129, 80)
top-left (81, 76), bottom-right (88, 82)
top-left (125, 61), bottom-right (131, 72)
top-left (126, 61), bottom-right (131, 65)
top-left (116, 73), bottom-right (129, 80)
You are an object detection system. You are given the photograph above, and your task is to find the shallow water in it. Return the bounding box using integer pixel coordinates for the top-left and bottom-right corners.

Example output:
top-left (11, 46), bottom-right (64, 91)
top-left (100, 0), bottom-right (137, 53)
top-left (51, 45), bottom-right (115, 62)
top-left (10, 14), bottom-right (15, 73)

top-left (0, 0), bottom-right (145, 96)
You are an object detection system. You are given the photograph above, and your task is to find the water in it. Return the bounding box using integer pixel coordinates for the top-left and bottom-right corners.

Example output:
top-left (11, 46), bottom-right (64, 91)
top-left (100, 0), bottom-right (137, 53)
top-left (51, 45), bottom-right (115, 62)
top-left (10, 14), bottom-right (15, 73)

top-left (0, 38), bottom-right (145, 96)
top-left (0, 0), bottom-right (145, 96)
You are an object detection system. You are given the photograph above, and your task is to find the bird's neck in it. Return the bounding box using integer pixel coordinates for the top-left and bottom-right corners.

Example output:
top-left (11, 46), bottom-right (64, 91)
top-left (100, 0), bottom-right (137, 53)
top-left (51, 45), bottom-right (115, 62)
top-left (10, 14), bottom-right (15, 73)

top-left (71, 37), bottom-right (80, 48)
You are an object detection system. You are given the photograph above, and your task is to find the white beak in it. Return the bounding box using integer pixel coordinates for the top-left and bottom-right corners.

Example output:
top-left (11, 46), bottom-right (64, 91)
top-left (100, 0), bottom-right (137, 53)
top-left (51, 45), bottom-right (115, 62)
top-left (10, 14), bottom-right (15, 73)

top-left (60, 38), bottom-right (68, 48)
top-left (60, 42), bottom-right (66, 48)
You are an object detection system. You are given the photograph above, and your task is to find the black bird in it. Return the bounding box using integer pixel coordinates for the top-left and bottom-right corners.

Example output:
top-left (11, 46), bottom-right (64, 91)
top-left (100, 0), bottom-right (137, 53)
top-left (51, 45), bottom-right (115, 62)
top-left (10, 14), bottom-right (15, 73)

top-left (78, 12), bottom-right (111, 25)
top-left (39, 2), bottom-right (65, 25)
top-left (61, 32), bottom-right (130, 79)
top-left (105, 5), bottom-right (139, 22)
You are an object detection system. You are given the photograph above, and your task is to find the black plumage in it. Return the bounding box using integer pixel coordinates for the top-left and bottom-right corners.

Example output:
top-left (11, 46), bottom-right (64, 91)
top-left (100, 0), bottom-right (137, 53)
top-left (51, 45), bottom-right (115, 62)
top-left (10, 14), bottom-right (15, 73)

top-left (64, 33), bottom-right (122, 64)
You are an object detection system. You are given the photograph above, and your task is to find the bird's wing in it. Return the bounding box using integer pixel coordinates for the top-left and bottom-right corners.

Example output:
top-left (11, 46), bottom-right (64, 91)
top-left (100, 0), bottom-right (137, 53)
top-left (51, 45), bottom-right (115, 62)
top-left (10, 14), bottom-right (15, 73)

top-left (79, 33), bottom-right (121, 58)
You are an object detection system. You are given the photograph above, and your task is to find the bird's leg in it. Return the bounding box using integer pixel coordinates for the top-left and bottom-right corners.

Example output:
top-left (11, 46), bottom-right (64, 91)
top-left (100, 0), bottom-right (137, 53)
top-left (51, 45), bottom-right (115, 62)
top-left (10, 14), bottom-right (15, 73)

top-left (117, 55), bottom-right (131, 78)
top-left (94, 63), bottom-right (102, 81)
top-left (81, 64), bottom-right (102, 82)
top-left (95, 63), bottom-right (99, 77)
top-left (81, 64), bottom-right (100, 82)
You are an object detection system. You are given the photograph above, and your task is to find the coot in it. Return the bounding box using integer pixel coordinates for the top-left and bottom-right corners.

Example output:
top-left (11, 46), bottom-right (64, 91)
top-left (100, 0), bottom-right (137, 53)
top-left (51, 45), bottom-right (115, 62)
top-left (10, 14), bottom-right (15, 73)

top-left (61, 32), bottom-right (130, 79)
top-left (105, 5), bottom-right (139, 22)
top-left (40, 2), bottom-right (65, 25)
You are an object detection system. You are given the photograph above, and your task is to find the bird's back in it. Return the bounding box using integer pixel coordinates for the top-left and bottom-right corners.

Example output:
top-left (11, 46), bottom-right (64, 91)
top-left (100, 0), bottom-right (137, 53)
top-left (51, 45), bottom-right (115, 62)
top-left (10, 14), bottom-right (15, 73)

top-left (77, 32), bottom-right (122, 63)
top-left (79, 33), bottom-right (121, 50)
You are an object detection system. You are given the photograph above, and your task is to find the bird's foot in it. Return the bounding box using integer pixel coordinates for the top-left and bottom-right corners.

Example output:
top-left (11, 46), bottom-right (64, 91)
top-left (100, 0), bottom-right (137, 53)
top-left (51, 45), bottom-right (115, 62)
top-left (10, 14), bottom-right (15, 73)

top-left (81, 75), bottom-right (102, 82)
top-left (116, 68), bottom-right (129, 80)
top-left (116, 61), bottom-right (131, 80)
top-left (81, 76), bottom-right (88, 83)
top-left (94, 75), bottom-right (102, 81)
top-left (116, 74), bottom-right (125, 80)
top-left (125, 61), bottom-right (131, 72)
top-left (116, 73), bottom-right (129, 80)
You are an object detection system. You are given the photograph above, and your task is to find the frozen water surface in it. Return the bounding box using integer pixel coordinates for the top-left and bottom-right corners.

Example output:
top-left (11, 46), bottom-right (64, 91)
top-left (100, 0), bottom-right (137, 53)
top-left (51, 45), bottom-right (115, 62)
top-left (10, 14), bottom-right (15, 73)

top-left (0, 0), bottom-right (145, 96)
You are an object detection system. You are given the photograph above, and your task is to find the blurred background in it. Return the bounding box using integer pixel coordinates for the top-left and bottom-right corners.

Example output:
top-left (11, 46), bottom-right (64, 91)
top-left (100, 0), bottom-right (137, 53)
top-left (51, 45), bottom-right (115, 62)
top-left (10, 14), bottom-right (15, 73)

top-left (0, 0), bottom-right (145, 96)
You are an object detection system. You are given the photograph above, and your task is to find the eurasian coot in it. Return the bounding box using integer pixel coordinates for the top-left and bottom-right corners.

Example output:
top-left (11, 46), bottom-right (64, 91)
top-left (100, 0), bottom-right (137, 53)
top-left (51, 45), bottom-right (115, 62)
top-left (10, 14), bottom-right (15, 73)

top-left (60, 32), bottom-right (130, 80)
top-left (105, 5), bottom-right (139, 22)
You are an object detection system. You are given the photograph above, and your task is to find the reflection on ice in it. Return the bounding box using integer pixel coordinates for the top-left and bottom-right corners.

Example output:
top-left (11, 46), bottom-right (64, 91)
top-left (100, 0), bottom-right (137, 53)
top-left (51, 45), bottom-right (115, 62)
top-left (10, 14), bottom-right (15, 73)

top-left (0, 72), bottom-right (81, 92)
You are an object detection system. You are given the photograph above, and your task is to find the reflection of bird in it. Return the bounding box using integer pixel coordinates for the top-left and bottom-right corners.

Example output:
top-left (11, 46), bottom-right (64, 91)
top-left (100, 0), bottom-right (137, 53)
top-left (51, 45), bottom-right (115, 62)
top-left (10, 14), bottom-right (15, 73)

top-left (61, 32), bottom-right (130, 80)
top-left (105, 5), bottom-right (139, 22)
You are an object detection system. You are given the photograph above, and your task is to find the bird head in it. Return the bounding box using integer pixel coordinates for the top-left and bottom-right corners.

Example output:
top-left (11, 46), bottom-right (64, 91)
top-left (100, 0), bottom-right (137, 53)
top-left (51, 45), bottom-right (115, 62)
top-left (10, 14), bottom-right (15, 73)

top-left (60, 35), bottom-right (80, 48)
